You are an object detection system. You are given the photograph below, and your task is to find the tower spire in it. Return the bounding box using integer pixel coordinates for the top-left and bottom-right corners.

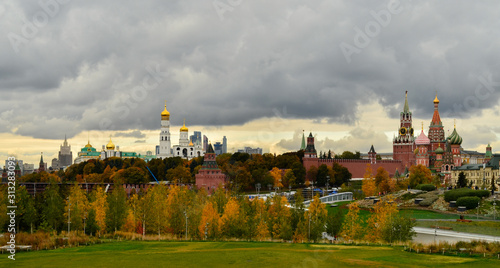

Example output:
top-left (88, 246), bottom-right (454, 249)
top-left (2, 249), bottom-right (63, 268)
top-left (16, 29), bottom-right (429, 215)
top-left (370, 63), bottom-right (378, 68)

top-left (404, 91), bottom-right (410, 113)
top-left (300, 130), bottom-right (306, 150)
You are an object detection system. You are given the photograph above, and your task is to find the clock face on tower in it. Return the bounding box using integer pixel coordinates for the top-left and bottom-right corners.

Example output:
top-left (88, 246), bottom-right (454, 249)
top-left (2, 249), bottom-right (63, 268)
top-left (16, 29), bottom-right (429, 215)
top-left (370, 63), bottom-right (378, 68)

top-left (409, 127), bottom-right (414, 136)
top-left (399, 127), bottom-right (407, 136)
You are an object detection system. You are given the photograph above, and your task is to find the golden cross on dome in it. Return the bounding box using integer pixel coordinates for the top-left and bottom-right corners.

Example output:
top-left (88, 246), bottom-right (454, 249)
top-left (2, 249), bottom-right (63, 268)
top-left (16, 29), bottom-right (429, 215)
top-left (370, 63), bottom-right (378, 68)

top-left (454, 119), bottom-right (456, 128)
top-left (421, 121), bottom-right (423, 131)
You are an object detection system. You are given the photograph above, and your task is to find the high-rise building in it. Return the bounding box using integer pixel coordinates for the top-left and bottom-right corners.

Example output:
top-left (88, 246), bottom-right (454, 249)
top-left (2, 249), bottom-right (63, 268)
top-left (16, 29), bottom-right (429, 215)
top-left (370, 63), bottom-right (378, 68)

top-left (213, 142), bottom-right (223, 156)
top-left (222, 136), bottom-right (227, 154)
top-left (190, 131), bottom-right (202, 146)
top-left (203, 135), bottom-right (208, 153)
top-left (58, 135), bottom-right (73, 168)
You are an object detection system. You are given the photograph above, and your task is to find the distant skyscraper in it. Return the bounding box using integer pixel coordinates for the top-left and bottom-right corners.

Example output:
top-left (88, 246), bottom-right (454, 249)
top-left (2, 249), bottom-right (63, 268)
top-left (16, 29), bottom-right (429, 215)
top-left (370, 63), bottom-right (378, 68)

top-left (190, 131), bottom-right (202, 146)
top-left (203, 135), bottom-right (208, 153)
top-left (58, 135), bottom-right (73, 168)
top-left (222, 136), bottom-right (227, 154)
top-left (213, 142), bottom-right (223, 156)
top-left (51, 158), bottom-right (60, 170)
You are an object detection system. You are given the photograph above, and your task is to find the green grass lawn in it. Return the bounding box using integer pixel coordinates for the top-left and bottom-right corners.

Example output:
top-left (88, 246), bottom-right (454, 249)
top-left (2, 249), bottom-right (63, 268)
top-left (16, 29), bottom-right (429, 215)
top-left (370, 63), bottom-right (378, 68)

top-left (399, 209), bottom-right (475, 220)
top-left (415, 220), bottom-right (500, 236)
top-left (1, 241), bottom-right (498, 268)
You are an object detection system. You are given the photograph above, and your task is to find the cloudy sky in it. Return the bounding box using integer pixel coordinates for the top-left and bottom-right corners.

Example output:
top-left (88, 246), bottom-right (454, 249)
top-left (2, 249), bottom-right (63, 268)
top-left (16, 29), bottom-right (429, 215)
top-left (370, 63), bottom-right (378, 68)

top-left (1, 0), bottom-right (500, 166)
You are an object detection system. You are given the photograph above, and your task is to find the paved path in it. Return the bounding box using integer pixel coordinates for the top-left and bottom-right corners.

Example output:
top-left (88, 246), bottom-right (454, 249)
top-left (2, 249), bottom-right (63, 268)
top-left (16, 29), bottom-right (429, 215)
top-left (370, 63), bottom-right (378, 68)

top-left (413, 227), bottom-right (500, 243)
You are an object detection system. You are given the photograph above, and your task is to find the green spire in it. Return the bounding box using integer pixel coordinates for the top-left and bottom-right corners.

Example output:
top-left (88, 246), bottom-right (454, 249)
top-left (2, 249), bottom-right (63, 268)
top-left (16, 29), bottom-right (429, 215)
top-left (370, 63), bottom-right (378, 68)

top-left (404, 91), bottom-right (410, 113)
top-left (300, 130), bottom-right (306, 150)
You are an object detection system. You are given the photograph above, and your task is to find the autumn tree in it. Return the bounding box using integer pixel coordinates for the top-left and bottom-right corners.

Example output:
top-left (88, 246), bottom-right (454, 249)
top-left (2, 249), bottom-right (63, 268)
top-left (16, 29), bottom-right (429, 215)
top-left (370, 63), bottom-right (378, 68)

top-left (64, 183), bottom-right (89, 232)
top-left (408, 165), bottom-right (432, 188)
top-left (305, 195), bottom-right (328, 242)
top-left (365, 199), bottom-right (398, 242)
top-left (166, 165), bottom-right (192, 184)
top-left (147, 184), bottom-right (168, 237)
top-left (362, 164), bottom-right (376, 197)
top-left (220, 197), bottom-right (246, 238)
top-left (268, 195), bottom-right (292, 240)
top-left (270, 167), bottom-right (284, 189)
top-left (91, 186), bottom-right (107, 236)
top-left (340, 202), bottom-right (363, 241)
top-left (106, 185), bottom-right (127, 233)
top-left (198, 201), bottom-right (220, 240)
top-left (326, 209), bottom-right (343, 239)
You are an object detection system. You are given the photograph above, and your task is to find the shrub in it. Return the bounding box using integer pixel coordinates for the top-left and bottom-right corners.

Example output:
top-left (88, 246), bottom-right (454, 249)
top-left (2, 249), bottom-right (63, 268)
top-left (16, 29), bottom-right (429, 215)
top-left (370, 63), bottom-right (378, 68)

top-left (419, 195), bottom-right (438, 206)
top-left (456, 196), bottom-right (481, 209)
top-left (416, 184), bottom-right (436, 191)
top-left (444, 188), bottom-right (490, 202)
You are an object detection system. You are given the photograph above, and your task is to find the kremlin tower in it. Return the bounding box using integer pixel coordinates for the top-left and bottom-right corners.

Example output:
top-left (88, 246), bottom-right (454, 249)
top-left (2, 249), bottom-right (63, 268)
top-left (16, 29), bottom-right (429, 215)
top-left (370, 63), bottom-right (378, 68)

top-left (393, 91), bottom-right (416, 168)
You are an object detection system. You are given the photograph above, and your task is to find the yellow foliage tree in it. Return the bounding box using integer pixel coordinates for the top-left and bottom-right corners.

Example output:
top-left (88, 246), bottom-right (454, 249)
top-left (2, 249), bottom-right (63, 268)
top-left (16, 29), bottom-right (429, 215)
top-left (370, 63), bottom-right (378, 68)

top-left (305, 195), bottom-right (328, 242)
top-left (340, 202), bottom-right (363, 241)
top-left (365, 199), bottom-right (398, 242)
top-left (220, 197), bottom-right (246, 238)
top-left (270, 167), bottom-right (283, 189)
top-left (198, 201), bottom-right (220, 240)
top-left (256, 219), bottom-right (270, 241)
top-left (91, 186), bottom-right (107, 236)
top-left (64, 183), bottom-right (89, 232)
top-left (362, 164), bottom-right (376, 197)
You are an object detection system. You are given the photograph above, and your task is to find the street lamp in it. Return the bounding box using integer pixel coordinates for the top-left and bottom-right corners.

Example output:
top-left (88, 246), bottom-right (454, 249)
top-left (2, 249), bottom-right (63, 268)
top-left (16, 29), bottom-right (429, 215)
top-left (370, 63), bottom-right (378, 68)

top-left (184, 210), bottom-right (188, 240)
top-left (493, 195), bottom-right (496, 221)
top-left (67, 197), bottom-right (71, 234)
top-left (326, 175), bottom-right (330, 197)
top-left (256, 183), bottom-right (261, 196)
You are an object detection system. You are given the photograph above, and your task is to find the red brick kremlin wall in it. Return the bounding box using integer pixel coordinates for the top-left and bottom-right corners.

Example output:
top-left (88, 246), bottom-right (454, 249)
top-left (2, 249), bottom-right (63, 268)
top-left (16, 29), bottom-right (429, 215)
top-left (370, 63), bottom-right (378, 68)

top-left (303, 157), bottom-right (405, 179)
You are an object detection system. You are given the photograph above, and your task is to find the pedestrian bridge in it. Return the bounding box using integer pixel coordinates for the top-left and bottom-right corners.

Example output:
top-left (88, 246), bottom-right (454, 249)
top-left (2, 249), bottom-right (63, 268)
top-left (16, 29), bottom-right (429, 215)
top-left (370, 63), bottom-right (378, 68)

top-left (303, 192), bottom-right (353, 207)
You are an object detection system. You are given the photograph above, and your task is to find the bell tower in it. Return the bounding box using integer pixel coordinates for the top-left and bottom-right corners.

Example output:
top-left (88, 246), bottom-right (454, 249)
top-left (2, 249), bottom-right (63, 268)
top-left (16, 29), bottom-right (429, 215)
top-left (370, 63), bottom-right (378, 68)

top-left (393, 91), bottom-right (416, 167)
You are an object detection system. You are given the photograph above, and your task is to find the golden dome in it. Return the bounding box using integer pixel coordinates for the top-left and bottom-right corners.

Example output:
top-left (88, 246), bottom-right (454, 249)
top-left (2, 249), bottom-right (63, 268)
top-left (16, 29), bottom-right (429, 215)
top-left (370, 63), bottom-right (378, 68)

top-left (161, 101), bottom-right (170, 120)
top-left (433, 94), bottom-right (439, 104)
top-left (180, 119), bottom-right (188, 132)
top-left (85, 141), bottom-right (92, 148)
top-left (189, 139), bottom-right (194, 146)
top-left (106, 137), bottom-right (115, 150)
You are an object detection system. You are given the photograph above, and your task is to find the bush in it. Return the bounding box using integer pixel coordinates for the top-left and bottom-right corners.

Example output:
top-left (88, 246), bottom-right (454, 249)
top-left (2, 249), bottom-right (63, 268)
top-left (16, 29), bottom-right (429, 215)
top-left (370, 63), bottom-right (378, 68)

top-left (416, 184), bottom-right (436, 191)
top-left (456, 196), bottom-right (481, 209)
top-left (444, 188), bottom-right (490, 202)
top-left (416, 191), bottom-right (439, 206)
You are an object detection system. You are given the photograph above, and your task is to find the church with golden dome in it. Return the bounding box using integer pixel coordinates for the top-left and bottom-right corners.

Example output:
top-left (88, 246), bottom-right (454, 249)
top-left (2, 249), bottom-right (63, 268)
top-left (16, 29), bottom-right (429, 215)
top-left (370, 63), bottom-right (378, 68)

top-left (156, 102), bottom-right (204, 160)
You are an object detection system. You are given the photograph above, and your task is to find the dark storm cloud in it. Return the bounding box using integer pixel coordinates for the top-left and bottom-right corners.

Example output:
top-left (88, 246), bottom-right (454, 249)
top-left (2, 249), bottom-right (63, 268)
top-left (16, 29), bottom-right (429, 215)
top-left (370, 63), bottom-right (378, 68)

top-left (1, 0), bottom-right (500, 139)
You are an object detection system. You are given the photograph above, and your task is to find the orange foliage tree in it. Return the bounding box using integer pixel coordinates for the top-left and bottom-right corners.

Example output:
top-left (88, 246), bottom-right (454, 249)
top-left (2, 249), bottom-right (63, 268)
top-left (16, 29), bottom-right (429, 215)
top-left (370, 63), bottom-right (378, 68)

top-left (365, 199), bottom-right (398, 242)
top-left (362, 164), bottom-right (376, 197)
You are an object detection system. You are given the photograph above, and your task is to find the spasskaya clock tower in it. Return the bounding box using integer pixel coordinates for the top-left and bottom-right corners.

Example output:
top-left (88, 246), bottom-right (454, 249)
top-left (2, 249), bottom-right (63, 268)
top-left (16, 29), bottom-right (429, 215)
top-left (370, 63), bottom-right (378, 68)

top-left (393, 91), bottom-right (416, 168)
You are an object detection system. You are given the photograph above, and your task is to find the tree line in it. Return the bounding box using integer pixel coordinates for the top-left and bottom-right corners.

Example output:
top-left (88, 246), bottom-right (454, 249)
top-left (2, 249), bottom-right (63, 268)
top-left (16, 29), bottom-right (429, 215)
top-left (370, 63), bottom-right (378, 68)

top-left (17, 151), bottom-right (353, 192)
top-left (0, 183), bottom-right (414, 244)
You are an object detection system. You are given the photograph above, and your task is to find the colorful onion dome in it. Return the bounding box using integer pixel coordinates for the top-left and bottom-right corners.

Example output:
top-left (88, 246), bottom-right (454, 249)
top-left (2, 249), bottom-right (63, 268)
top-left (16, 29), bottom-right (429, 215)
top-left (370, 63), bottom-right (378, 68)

top-left (447, 127), bottom-right (463, 145)
top-left (435, 146), bottom-right (444, 154)
top-left (415, 130), bottom-right (430, 145)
